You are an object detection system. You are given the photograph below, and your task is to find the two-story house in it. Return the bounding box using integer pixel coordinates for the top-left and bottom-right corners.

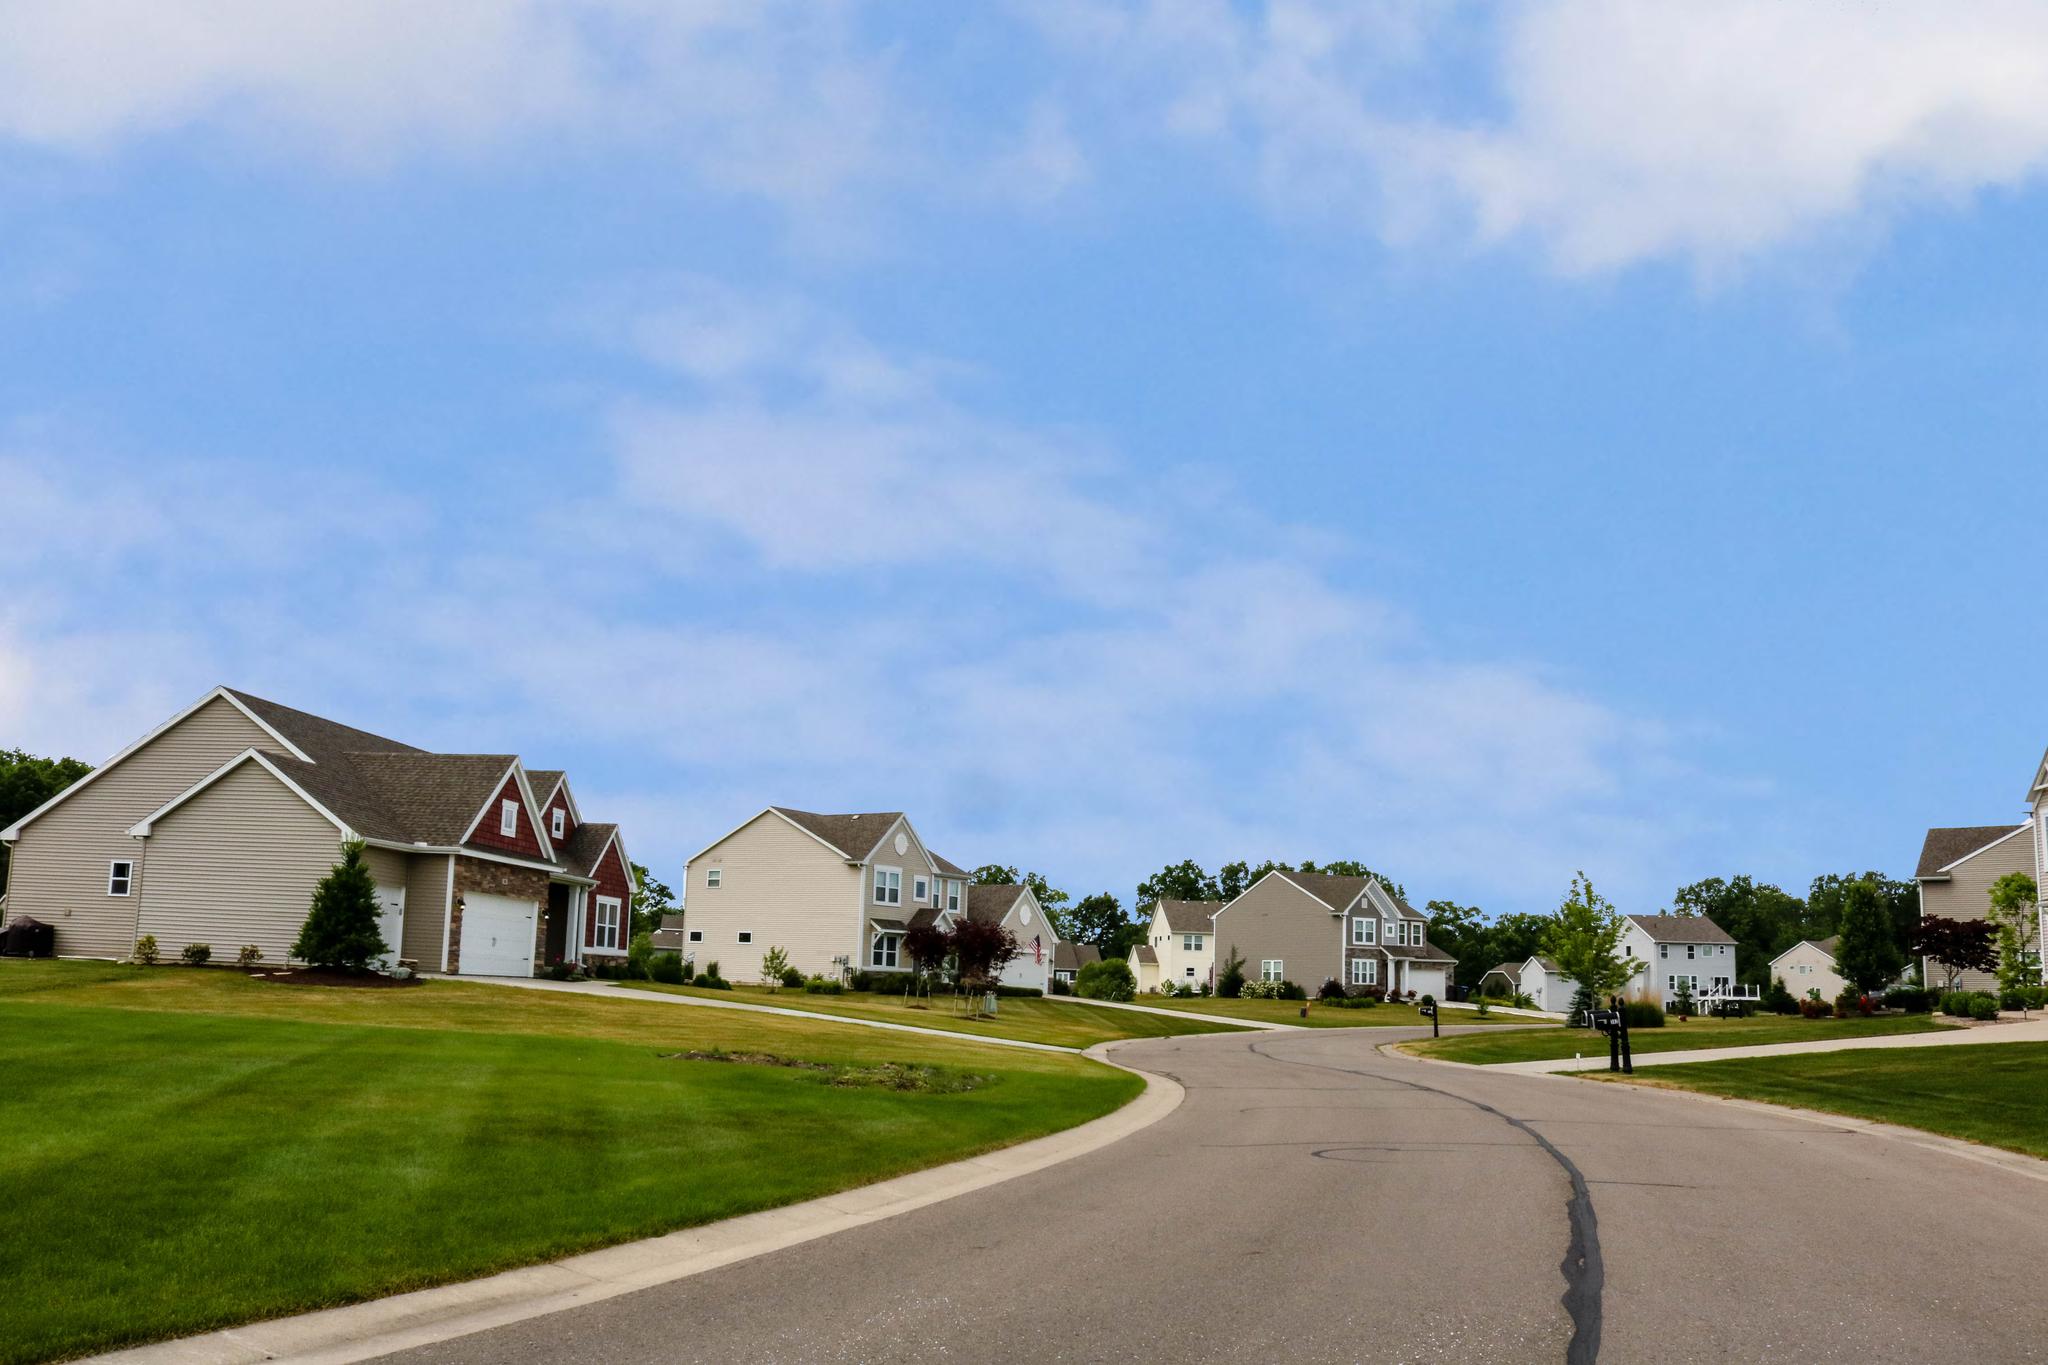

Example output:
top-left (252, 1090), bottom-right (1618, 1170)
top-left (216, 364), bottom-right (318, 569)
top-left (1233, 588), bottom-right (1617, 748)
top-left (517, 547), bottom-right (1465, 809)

top-left (684, 808), bottom-right (1065, 987)
top-left (1915, 822), bottom-right (2033, 992)
top-left (1129, 899), bottom-right (1218, 993)
top-left (0, 686), bottom-right (635, 976)
top-left (1211, 870), bottom-right (1454, 998)
top-left (1620, 914), bottom-right (1748, 1006)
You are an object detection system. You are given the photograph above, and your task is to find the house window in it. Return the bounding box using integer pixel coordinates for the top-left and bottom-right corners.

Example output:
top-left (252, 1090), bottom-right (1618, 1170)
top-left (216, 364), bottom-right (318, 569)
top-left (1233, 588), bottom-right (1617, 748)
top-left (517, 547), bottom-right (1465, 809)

top-left (874, 867), bottom-right (901, 905)
top-left (872, 933), bottom-right (900, 968)
top-left (1659, 944), bottom-right (1668, 959)
top-left (706, 868), bottom-right (721, 889)
top-left (107, 860), bottom-right (133, 897)
top-left (737, 931), bottom-right (753, 945)
top-left (914, 875), bottom-right (930, 903)
top-left (594, 896), bottom-right (622, 949)
top-left (1412, 925), bottom-right (1425, 949)
top-left (1686, 944), bottom-right (1696, 960)
top-left (1349, 957), bottom-right (1377, 985)
top-left (551, 808), bottom-right (565, 839)
top-left (499, 799), bottom-right (518, 837)
top-left (946, 880), bottom-right (961, 912)
top-left (1261, 959), bottom-right (1284, 982)
top-left (1185, 965), bottom-right (1196, 978)
top-left (688, 929), bottom-right (704, 943)
top-left (1352, 918), bottom-right (1376, 946)
top-left (1181, 933), bottom-right (1203, 953)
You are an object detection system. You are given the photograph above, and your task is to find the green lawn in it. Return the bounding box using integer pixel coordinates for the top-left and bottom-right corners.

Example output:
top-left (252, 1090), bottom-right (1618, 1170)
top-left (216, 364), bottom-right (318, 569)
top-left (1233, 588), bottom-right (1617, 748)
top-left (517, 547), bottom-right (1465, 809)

top-left (0, 961), bottom-right (1138, 1364)
top-left (1128, 994), bottom-right (1520, 1028)
top-left (1405, 1012), bottom-right (1957, 1065)
top-left (1613, 1042), bottom-right (2048, 1161)
top-left (622, 981), bottom-right (1245, 1047)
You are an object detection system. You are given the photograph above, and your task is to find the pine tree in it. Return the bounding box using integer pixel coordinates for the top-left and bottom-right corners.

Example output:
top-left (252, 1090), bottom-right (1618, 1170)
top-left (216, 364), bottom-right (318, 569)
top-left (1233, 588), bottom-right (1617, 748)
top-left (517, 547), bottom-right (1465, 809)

top-left (292, 841), bottom-right (389, 972)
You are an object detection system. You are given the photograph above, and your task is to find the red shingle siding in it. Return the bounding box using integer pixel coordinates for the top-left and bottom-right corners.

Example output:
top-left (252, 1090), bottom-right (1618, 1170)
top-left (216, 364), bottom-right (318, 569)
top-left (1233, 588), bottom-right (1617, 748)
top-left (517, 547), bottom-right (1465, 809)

top-left (585, 837), bottom-right (633, 949)
top-left (546, 801), bottom-right (574, 844)
top-left (467, 774), bottom-right (543, 858)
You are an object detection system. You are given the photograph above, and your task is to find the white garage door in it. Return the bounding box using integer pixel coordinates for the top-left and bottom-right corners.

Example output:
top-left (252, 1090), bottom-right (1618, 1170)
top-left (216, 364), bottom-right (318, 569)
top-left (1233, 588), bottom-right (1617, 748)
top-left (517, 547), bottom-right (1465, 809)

top-left (459, 893), bottom-right (536, 977)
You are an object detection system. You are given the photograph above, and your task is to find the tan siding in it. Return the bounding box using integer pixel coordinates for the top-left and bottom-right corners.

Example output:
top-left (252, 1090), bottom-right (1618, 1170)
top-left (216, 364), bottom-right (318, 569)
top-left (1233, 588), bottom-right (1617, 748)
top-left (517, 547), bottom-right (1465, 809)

top-left (5, 695), bottom-right (276, 958)
top-left (1213, 877), bottom-right (1342, 990)
top-left (402, 853), bottom-right (453, 970)
top-left (1772, 941), bottom-right (1846, 1001)
top-left (1920, 829), bottom-right (2036, 991)
top-left (135, 761), bottom-right (344, 964)
top-left (688, 813), bottom-right (861, 981)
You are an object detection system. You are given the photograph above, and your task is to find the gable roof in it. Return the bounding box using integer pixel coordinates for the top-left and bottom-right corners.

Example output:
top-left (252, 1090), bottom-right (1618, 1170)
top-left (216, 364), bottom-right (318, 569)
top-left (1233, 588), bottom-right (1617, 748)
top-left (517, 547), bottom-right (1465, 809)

top-left (526, 769), bottom-right (566, 805)
top-left (930, 851), bottom-right (969, 878)
top-left (559, 822), bottom-right (621, 880)
top-left (1131, 944), bottom-right (1158, 964)
top-left (1916, 823), bottom-right (2027, 880)
top-left (1054, 941), bottom-right (1101, 972)
top-left (966, 882), bottom-right (1032, 925)
top-left (1156, 899), bottom-right (1221, 933)
top-left (1626, 913), bottom-right (1735, 945)
top-left (220, 688), bottom-right (422, 764)
top-left (768, 808), bottom-right (907, 862)
top-left (345, 753), bottom-right (525, 846)
top-left (1482, 961), bottom-right (1522, 981)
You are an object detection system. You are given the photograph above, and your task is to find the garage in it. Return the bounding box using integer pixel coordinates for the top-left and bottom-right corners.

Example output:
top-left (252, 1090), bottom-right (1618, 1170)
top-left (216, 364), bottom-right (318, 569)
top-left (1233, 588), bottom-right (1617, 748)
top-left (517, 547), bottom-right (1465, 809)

top-left (458, 893), bottom-right (537, 977)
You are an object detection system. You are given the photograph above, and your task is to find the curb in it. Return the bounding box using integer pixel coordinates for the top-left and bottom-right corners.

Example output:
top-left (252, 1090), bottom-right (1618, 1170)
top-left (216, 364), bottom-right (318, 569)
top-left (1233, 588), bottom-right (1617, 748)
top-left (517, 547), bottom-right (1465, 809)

top-left (83, 1043), bottom-right (1183, 1365)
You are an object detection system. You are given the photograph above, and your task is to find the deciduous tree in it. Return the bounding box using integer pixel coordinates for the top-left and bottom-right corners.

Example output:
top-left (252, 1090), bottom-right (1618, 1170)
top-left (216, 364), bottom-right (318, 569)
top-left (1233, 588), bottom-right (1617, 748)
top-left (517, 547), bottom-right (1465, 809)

top-left (1834, 878), bottom-right (1906, 994)
top-left (1912, 916), bottom-right (1997, 993)
top-left (1540, 873), bottom-right (1640, 1003)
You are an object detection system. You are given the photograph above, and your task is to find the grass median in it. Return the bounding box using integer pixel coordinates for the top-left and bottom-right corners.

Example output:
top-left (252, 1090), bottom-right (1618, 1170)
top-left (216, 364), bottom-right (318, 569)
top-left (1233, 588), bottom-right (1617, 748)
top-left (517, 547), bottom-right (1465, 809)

top-left (1404, 1012), bottom-right (1956, 1064)
top-left (1607, 1041), bottom-right (2048, 1160)
top-left (0, 960), bottom-right (1140, 1364)
top-left (1133, 994), bottom-right (1521, 1029)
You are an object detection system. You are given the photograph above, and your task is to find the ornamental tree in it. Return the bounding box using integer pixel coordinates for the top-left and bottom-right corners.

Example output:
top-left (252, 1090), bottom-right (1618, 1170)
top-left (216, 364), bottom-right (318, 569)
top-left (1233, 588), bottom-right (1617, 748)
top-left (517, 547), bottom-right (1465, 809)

top-left (948, 916), bottom-right (1018, 994)
top-left (1913, 915), bottom-right (1998, 993)
top-left (292, 841), bottom-right (388, 972)
top-left (1540, 872), bottom-right (1640, 1004)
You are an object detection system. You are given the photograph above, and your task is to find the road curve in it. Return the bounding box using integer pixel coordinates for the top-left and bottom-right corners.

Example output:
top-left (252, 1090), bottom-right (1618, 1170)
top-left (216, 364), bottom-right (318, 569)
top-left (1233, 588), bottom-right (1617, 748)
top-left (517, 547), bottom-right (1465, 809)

top-left (377, 1027), bottom-right (2048, 1364)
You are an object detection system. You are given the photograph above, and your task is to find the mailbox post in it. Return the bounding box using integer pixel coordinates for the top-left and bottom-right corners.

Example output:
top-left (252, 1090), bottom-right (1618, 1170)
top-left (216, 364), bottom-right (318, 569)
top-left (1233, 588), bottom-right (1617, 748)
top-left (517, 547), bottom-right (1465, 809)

top-left (1419, 1000), bottom-right (1438, 1038)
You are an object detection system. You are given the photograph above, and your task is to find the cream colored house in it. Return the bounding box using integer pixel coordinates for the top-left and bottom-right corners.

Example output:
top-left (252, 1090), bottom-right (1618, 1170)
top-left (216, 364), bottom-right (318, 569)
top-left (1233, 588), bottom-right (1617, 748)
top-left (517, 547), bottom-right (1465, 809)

top-left (964, 882), bottom-right (1063, 993)
top-left (1212, 870), bottom-right (1453, 998)
top-left (0, 686), bottom-right (636, 976)
top-left (1915, 821), bottom-right (2033, 992)
top-left (1770, 937), bottom-right (1847, 1002)
top-left (1132, 898), bottom-right (1219, 992)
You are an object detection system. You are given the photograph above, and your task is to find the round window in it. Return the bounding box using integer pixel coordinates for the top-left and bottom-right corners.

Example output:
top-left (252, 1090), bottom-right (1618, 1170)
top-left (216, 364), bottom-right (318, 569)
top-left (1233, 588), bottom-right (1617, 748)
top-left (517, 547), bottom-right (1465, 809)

top-left (894, 833), bottom-right (909, 856)
top-left (1022, 907), bottom-right (1032, 925)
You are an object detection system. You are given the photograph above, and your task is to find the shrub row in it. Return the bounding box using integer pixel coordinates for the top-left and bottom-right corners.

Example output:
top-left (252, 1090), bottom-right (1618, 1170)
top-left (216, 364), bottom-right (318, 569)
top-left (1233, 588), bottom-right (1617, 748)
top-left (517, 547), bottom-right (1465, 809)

top-left (1942, 990), bottom-right (2001, 1021)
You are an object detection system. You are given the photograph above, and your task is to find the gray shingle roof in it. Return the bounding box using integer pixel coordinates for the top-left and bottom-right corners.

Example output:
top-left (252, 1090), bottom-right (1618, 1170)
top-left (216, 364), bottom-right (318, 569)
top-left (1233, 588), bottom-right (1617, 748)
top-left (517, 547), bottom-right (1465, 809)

top-left (1275, 870), bottom-right (1422, 919)
top-left (225, 688), bottom-right (423, 763)
top-left (1156, 899), bottom-right (1220, 933)
top-left (1916, 824), bottom-right (2024, 879)
top-left (343, 753), bottom-right (522, 847)
top-left (1627, 914), bottom-right (1735, 945)
top-left (1131, 944), bottom-right (1158, 964)
top-left (558, 822), bottom-right (619, 879)
top-left (966, 883), bottom-right (1027, 924)
top-left (1054, 942), bottom-right (1101, 972)
top-left (770, 808), bottom-right (904, 861)
top-left (526, 770), bottom-right (566, 805)
top-left (1483, 962), bottom-right (1522, 981)
top-left (930, 852), bottom-right (969, 877)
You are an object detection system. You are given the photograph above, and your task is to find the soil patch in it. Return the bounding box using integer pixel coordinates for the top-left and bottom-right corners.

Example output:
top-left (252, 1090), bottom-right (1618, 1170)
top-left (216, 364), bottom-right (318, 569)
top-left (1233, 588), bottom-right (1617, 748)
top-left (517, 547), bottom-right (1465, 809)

top-left (662, 1049), bottom-right (988, 1093)
top-left (250, 969), bottom-right (423, 990)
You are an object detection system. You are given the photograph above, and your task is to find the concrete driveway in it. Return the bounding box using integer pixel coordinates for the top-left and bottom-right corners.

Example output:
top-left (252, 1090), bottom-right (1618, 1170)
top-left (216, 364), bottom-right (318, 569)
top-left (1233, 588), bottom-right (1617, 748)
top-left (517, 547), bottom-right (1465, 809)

top-left (378, 1026), bottom-right (2048, 1365)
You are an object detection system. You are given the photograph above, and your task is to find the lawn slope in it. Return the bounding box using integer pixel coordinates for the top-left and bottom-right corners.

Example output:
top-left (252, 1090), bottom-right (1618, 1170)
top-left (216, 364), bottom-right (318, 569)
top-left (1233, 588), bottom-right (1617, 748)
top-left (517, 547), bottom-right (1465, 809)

top-left (0, 962), bottom-right (1137, 1363)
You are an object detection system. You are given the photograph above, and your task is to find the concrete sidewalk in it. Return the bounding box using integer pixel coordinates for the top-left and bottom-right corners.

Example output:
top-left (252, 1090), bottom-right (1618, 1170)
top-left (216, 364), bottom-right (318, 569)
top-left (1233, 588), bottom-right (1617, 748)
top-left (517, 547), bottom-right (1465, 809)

top-left (1044, 995), bottom-right (1298, 1031)
top-left (473, 976), bottom-right (1086, 1053)
top-left (1496, 1015), bottom-right (2048, 1074)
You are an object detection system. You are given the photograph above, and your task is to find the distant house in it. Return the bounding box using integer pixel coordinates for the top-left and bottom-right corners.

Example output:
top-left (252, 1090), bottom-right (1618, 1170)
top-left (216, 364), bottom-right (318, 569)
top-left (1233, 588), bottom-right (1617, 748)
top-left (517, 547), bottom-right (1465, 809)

top-left (1477, 962), bottom-right (1522, 997)
top-left (1770, 937), bottom-right (1846, 1001)
top-left (1476, 957), bottom-right (1577, 1012)
top-left (1211, 870), bottom-right (1454, 998)
top-left (650, 913), bottom-right (688, 953)
top-left (1131, 898), bottom-right (1218, 992)
top-left (965, 882), bottom-right (1060, 993)
top-left (1621, 914), bottom-right (1749, 1007)
top-left (1914, 822), bottom-right (2032, 993)
top-left (0, 686), bottom-right (635, 977)
top-left (1052, 940), bottom-right (1100, 988)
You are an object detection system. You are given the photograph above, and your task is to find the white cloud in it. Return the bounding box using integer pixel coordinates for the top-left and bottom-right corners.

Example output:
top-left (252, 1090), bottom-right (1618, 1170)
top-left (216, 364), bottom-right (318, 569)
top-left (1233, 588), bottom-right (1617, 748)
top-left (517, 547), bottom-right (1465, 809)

top-left (1028, 0), bottom-right (2048, 272)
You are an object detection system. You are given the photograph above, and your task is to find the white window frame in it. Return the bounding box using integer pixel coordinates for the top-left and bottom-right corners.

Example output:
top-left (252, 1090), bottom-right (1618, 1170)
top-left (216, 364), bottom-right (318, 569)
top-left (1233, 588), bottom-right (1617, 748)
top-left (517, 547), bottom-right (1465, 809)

top-left (1349, 956), bottom-right (1376, 986)
top-left (706, 867), bottom-right (721, 889)
top-left (107, 859), bottom-right (133, 897)
top-left (737, 930), bottom-right (753, 945)
top-left (1411, 924), bottom-right (1424, 949)
top-left (1185, 965), bottom-right (1197, 978)
top-left (946, 880), bottom-right (961, 912)
top-left (874, 866), bottom-right (902, 906)
top-left (688, 929), bottom-right (704, 944)
top-left (1352, 917), bottom-right (1376, 946)
top-left (914, 875), bottom-right (930, 903)
top-left (1261, 959), bottom-right (1284, 982)
top-left (1659, 943), bottom-right (1669, 959)
top-left (1686, 943), bottom-right (1696, 960)
top-left (1182, 933), bottom-right (1203, 953)
top-left (594, 895), bottom-right (622, 950)
top-left (499, 799), bottom-right (519, 837)
top-left (551, 808), bottom-right (565, 839)
top-left (872, 931), bottom-right (901, 968)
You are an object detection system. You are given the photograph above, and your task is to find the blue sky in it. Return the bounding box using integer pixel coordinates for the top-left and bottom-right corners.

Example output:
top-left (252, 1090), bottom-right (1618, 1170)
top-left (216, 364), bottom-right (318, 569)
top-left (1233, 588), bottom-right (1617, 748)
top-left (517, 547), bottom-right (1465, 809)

top-left (4, 1), bottom-right (2045, 916)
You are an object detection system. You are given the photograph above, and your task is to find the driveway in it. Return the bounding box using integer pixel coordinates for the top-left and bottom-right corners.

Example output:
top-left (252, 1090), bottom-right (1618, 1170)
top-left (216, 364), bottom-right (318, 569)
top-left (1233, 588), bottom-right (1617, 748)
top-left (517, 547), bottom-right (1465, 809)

top-left (377, 1026), bottom-right (2048, 1364)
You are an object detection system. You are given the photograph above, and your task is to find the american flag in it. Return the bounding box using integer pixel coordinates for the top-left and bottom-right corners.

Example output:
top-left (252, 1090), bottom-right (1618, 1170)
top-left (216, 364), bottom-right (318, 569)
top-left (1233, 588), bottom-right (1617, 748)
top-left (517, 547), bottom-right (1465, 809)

top-left (1033, 935), bottom-right (1043, 963)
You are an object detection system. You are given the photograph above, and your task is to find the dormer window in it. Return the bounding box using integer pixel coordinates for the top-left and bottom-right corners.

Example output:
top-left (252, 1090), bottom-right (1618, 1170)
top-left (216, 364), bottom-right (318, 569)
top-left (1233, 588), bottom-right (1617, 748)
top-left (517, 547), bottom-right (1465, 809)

top-left (499, 800), bottom-right (518, 837)
top-left (551, 808), bottom-right (565, 839)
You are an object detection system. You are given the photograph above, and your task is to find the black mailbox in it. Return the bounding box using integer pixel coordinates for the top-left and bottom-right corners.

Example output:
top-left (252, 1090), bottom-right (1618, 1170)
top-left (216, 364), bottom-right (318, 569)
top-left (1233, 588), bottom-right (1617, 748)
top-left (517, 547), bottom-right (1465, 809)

top-left (1590, 1009), bottom-right (1617, 1034)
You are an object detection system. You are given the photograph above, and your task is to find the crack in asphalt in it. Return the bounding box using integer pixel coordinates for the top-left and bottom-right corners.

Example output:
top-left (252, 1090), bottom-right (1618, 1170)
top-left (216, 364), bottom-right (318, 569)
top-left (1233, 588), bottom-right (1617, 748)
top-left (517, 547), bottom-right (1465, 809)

top-left (1247, 1037), bottom-right (1604, 1365)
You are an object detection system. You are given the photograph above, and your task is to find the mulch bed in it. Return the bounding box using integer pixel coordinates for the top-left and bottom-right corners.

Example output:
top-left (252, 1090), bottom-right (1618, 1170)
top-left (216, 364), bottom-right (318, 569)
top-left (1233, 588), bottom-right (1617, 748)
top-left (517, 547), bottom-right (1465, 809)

top-left (248, 968), bottom-right (422, 990)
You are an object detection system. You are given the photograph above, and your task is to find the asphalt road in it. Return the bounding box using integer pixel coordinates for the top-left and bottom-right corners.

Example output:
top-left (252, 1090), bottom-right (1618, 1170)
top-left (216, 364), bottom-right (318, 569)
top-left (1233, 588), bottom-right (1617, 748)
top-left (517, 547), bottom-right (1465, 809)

top-left (381, 1027), bottom-right (2048, 1364)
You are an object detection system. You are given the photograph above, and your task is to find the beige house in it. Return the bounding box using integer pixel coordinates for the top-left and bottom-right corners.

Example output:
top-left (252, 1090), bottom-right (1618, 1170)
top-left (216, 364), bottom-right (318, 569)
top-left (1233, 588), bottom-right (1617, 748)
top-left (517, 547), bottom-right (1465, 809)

top-left (1915, 821), bottom-right (2034, 992)
top-left (1212, 870), bottom-right (1454, 998)
top-left (0, 686), bottom-right (635, 976)
top-left (1051, 940), bottom-right (1100, 988)
top-left (684, 808), bottom-right (1065, 987)
top-left (1131, 898), bottom-right (1219, 993)
top-left (1770, 937), bottom-right (1847, 1002)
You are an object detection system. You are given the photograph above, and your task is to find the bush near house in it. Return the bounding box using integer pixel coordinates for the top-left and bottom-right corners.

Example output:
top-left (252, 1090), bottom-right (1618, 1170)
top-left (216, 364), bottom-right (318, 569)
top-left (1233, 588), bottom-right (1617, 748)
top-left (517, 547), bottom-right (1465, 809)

top-left (292, 842), bottom-right (388, 973)
top-left (179, 944), bottom-right (212, 967)
top-left (132, 935), bottom-right (159, 966)
top-left (1765, 976), bottom-right (1797, 1014)
top-left (1942, 991), bottom-right (2000, 1019)
top-left (1622, 1000), bottom-right (1666, 1029)
top-left (1317, 978), bottom-right (1347, 1000)
top-left (235, 945), bottom-right (263, 968)
top-left (803, 976), bottom-right (845, 994)
top-left (1797, 997), bottom-right (1831, 1019)
top-left (1075, 958), bottom-right (1136, 1002)
top-left (625, 932), bottom-right (655, 980)
top-left (2000, 985), bottom-right (2048, 1011)
top-left (780, 966), bottom-right (805, 989)
top-left (649, 952), bottom-right (686, 985)
top-left (1884, 986), bottom-right (1932, 1013)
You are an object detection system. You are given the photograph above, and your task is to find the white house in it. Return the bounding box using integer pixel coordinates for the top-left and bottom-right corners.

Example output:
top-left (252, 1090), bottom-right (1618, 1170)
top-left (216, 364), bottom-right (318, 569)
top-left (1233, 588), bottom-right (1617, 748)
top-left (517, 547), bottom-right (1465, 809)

top-left (1770, 937), bottom-right (1846, 1002)
top-left (1621, 914), bottom-right (1751, 1007)
top-left (1131, 898), bottom-right (1218, 993)
top-left (1518, 956), bottom-right (1580, 1013)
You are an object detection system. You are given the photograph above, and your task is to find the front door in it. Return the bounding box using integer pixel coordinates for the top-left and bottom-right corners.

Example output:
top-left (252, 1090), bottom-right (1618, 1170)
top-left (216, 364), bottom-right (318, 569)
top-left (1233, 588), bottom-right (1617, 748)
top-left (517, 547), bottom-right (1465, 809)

top-left (544, 884), bottom-right (571, 964)
top-left (373, 887), bottom-right (405, 971)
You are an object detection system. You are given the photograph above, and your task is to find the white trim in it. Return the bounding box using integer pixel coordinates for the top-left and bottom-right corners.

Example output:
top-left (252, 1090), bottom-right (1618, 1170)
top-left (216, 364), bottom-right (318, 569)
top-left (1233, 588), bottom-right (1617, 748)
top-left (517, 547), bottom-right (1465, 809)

top-left (854, 815), bottom-right (940, 875)
top-left (873, 865), bottom-right (903, 906)
top-left (705, 867), bottom-right (722, 889)
top-left (550, 807), bottom-right (565, 840)
top-left (454, 760), bottom-right (556, 861)
top-left (2, 686), bottom-right (315, 842)
top-left (1931, 821), bottom-right (2032, 875)
top-left (362, 838), bottom-right (573, 879)
top-left (441, 854), bottom-right (456, 972)
top-left (593, 895), bottom-right (624, 951)
top-left (107, 858), bottom-right (134, 897)
top-left (126, 749), bottom-right (354, 839)
top-left (499, 799), bottom-right (519, 838)
top-left (532, 773), bottom-right (582, 826)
